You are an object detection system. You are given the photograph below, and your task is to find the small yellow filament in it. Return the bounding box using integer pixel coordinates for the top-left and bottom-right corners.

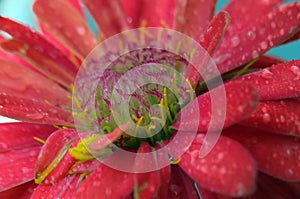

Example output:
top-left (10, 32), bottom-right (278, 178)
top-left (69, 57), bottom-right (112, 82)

top-left (170, 157), bottom-right (182, 164)
top-left (175, 41), bottom-right (182, 54)
top-left (33, 137), bottom-right (46, 144)
top-left (185, 78), bottom-right (195, 101)
top-left (160, 20), bottom-right (170, 29)
top-left (163, 88), bottom-right (173, 122)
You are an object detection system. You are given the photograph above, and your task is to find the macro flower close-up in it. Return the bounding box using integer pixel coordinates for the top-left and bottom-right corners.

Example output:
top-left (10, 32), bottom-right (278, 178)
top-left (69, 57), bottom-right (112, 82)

top-left (0, 0), bottom-right (300, 198)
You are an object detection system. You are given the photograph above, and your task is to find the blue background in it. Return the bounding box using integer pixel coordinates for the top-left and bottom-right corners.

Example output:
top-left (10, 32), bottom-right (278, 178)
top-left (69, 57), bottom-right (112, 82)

top-left (0, 0), bottom-right (299, 60)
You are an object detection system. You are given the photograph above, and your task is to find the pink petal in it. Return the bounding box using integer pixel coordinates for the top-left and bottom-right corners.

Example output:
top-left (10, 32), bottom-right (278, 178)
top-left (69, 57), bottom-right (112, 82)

top-left (0, 181), bottom-right (36, 199)
top-left (179, 134), bottom-right (257, 197)
top-left (185, 11), bottom-right (230, 85)
top-left (74, 164), bottom-right (134, 199)
top-left (241, 99), bottom-right (300, 137)
top-left (120, 0), bottom-right (140, 27)
top-left (135, 0), bottom-right (176, 27)
top-left (31, 175), bottom-right (80, 199)
top-left (224, 125), bottom-right (300, 181)
top-left (134, 143), bottom-right (170, 198)
top-left (70, 159), bottom-right (101, 174)
top-left (236, 60), bottom-right (300, 100)
top-left (35, 129), bottom-right (78, 184)
top-left (0, 93), bottom-right (73, 126)
top-left (174, 0), bottom-right (216, 39)
top-left (0, 122), bottom-right (55, 152)
top-left (168, 165), bottom-right (200, 199)
top-left (0, 17), bottom-right (79, 73)
top-left (173, 81), bottom-right (258, 132)
top-left (0, 146), bottom-right (41, 191)
top-left (1, 39), bottom-right (75, 88)
top-left (0, 58), bottom-right (71, 107)
top-left (33, 0), bottom-right (97, 58)
top-left (81, 0), bottom-right (129, 38)
top-left (214, 2), bottom-right (300, 73)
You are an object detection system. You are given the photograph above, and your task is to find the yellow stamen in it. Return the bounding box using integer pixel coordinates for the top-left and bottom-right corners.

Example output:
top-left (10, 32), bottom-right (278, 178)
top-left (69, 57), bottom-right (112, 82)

top-left (170, 157), bottom-right (182, 164)
top-left (33, 137), bottom-right (46, 144)
top-left (160, 20), bottom-right (170, 29)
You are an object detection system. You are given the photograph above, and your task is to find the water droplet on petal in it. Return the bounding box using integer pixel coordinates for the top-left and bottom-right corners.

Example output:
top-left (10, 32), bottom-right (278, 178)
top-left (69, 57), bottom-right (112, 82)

top-left (261, 69), bottom-right (273, 79)
top-left (26, 113), bottom-right (45, 120)
top-left (247, 30), bottom-right (256, 40)
top-left (271, 22), bottom-right (276, 29)
top-left (76, 26), bottom-right (86, 35)
top-left (263, 113), bottom-right (271, 123)
top-left (252, 50), bottom-right (259, 58)
top-left (280, 29), bottom-right (285, 36)
top-left (231, 36), bottom-right (240, 47)
top-left (279, 115), bottom-right (286, 123)
top-left (290, 65), bottom-right (300, 80)
top-left (127, 17), bottom-right (133, 24)
top-left (260, 41), bottom-right (268, 50)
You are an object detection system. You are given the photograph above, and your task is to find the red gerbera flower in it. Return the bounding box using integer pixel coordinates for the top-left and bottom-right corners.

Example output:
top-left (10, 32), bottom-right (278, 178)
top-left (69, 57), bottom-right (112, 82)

top-left (0, 0), bottom-right (300, 198)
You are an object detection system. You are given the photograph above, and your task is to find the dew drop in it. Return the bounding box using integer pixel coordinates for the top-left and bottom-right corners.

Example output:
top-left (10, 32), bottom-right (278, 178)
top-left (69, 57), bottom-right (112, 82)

top-left (260, 41), bottom-right (268, 50)
top-left (290, 65), bottom-right (300, 77)
top-left (26, 113), bottom-right (45, 120)
top-left (252, 50), bottom-right (259, 58)
top-left (262, 113), bottom-right (271, 123)
top-left (231, 36), bottom-right (240, 47)
top-left (247, 30), bottom-right (256, 40)
top-left (0, 105), bottom-right (3, 109)
top-left (261, 69), bottom-right (273, 79)
top-left (127, 17), bottom-right (133, 24)
top-left (279, 115), bottom-right (286, 123)
top-left (280, 29), bottom-right (285, 36)
top-left (271, 22), bottom-right (276, 29)
top-left (261, 106), bottom-right (268, 113)
top-left (76, 26), bottom-right (86, 35)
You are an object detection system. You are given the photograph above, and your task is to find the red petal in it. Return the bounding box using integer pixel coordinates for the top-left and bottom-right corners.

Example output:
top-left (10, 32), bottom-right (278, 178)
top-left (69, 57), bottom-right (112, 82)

top-left (70, 159), bottom-right (101, 174)
top-left (174, 0), bottom-right (216, 39)
top-left (31, 175), bottom-right (80, 199)
top-left (0, 17), bottom-right (79, 73)
top-left (250, 56), bottom-right (283, 69)
top-left (1, 39), bottom-right (75, 88)
top-left (0, 93), bottom-right (73, 126)
top-left (0, 146), bottom-right (41, 191)
top-left (0, 122), bottom-right (55, 152)
top-left (33, 0), bottom-right (97, 58)
top-left (134, 143), bottom-right (171, 198)
top-left (214, 2), bottom-right (300, 73)
top-left (136, 0), bottom-right (176, 27)
top-left (241, 99), bottom-right (300, 137)
top-left (173, 81), bottom-right (258, 132)
top-left (0, 181), bottom-right (36, 199)
top-left (168, 165), bottom-right (200, 199)
top-left (74, 164), bottom-right (134, 199)
top-left (251, 173), bottom-right (300, 199)
top-left (185, 11), bottom-right (230, 85)
top-left (284, 31), bottom-right (300, 44)
top-left (179, 134), bottom-right (257, 197)
top-left (0, 57), bottom-right (71, 107)
top-left (35, 129), bottom-right (78, 184)
top-left (120, 0), bottom-right (140, 28)
top-left (236, 60), bottom-right (300, 100)
top-left (81, 0), bottom-right (129, 38)
top-left (224, 125), bottom-right (300, 181)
